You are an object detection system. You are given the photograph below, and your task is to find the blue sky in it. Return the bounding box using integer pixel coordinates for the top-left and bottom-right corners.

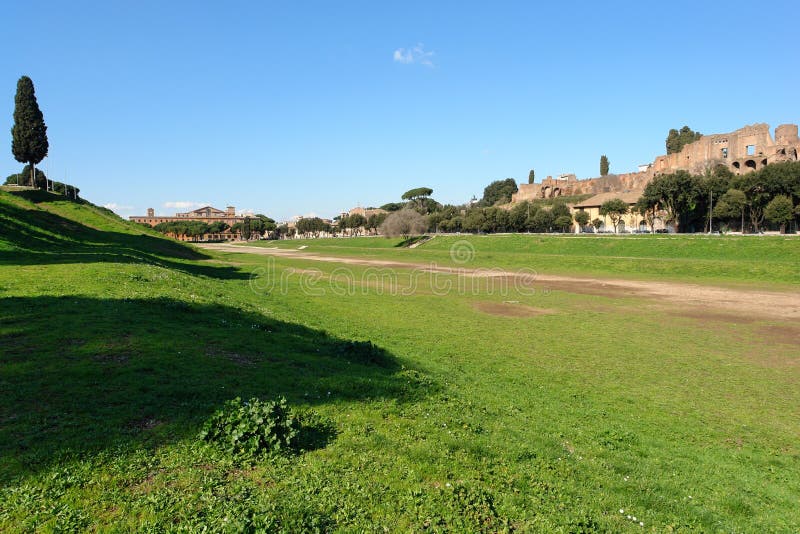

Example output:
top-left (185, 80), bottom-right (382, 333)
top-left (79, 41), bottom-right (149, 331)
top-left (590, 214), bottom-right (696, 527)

top-left (3, 1), bottom-right (798, 221)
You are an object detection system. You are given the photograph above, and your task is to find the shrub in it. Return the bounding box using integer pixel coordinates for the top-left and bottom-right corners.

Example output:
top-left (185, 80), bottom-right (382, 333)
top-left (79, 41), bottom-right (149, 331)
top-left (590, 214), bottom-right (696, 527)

top-left (379, 208), bottom-right (428, 238)
top-left (199, 397), bottom-right (299, 457)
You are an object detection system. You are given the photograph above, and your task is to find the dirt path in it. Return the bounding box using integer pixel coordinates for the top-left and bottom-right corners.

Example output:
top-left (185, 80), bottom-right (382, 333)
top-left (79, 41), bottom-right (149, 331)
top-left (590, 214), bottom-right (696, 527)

top-left (200, 243), bottom-right (800, 321)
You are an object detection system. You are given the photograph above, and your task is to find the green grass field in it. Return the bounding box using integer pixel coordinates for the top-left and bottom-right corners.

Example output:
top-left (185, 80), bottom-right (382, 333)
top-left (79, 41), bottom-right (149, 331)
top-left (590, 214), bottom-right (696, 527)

top-left (241, 233), bottom-right (800, 287)
top-left (1, 190), bottom-right (799, 531)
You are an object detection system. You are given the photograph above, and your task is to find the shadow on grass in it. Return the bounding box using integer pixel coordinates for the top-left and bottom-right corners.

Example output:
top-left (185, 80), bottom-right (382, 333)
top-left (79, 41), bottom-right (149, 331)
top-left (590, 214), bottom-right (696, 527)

top-left (394, 236), bottom-right (431, 248)
top-left (0, 192), bottom-right (247, 280)
top-left (0, 296), bottom-right (431, 482)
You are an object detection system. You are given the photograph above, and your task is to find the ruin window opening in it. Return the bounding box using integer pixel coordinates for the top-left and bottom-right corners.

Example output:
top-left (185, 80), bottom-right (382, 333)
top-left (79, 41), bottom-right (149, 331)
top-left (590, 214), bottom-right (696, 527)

top-left (746, 145), bottom-right (755, 156)
top-left (721, 148), bottom-right (728, 159)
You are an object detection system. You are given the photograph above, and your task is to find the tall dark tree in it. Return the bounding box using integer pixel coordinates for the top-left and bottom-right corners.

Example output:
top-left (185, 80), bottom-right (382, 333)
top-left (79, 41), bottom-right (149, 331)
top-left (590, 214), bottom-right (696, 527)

top-left (480, 178), bottom-right (518, 206)
top-left (666, 126), bottom-right (702, 154)
top-left (527, 169), bottom-right (535, 184)
top-left (600, 155), bottom-right (610, 176)
top-left (11, 76), bottom-right (49, 188)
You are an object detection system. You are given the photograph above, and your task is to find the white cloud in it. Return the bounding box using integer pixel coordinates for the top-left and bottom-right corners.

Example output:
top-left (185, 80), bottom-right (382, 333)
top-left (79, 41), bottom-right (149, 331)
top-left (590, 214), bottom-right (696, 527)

top-left (163, 201), bottom-right (208, 209)
top-left (103, 202), bottom-right (135, 215)
top-left (393, 43), bottom-right (435, 67)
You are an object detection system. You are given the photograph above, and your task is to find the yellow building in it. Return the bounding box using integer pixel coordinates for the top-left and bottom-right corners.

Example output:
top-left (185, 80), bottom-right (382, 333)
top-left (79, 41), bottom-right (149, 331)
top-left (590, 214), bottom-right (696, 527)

top-left (571, 191), bottom-right (667, 233)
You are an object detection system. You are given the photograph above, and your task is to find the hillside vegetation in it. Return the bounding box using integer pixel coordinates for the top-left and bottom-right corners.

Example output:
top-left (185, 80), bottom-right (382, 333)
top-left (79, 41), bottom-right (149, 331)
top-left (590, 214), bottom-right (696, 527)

top-left (1, 190), bottom-right (799, 531)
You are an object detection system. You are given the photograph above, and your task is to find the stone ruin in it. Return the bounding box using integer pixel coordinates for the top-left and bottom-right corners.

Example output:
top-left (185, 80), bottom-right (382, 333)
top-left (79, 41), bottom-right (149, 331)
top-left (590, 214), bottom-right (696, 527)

top-left (511, 122), bottom-right (800, 203)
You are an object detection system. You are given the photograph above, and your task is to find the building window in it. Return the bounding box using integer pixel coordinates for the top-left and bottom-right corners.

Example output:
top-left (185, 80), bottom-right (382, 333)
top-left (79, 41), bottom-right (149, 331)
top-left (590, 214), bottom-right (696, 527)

top-left (721, 148), bottom-right (728, 159)
top-left (746, 145), bottom-right (755, 156)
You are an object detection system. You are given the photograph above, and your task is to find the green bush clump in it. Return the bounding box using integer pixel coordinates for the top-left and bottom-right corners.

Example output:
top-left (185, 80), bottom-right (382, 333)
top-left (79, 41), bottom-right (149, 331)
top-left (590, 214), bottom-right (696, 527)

top-left (199, 397), bottom-right (299, 457)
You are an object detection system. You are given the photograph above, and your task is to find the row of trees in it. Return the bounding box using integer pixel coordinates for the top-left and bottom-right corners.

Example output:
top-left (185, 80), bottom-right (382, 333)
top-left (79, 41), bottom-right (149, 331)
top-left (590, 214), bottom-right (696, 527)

top-left (639, 162), bottom-right (800, 233)
top-left (152, 214), bottom-right (276, 240)
top-left (4, 165), bottom-right (81, 198)
top-left (363, 161), bottom-right (800, 239)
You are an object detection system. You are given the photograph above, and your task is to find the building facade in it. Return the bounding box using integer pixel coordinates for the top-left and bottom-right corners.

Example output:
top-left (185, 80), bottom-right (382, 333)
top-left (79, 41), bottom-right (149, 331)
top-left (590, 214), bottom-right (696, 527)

top-left (129, 205), bottom-right (245, 227)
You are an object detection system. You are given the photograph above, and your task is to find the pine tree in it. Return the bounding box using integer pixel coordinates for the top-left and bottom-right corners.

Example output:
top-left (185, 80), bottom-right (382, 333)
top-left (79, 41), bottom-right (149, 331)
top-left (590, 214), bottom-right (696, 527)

top-left (600, 155), bottom-right (609, 176)
top-left (528, 169), bottom-right (535, 184)
top-left (11, 76), bottom-right (49, 187)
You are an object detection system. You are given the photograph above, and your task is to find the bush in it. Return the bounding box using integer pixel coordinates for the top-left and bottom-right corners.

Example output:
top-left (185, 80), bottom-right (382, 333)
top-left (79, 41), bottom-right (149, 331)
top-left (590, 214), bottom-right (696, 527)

top-left (199, 397), bottom-right (299, 457)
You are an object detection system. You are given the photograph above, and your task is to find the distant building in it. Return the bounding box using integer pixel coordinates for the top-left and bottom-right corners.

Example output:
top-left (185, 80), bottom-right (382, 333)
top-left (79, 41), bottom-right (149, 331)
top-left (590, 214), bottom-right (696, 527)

top-left (130, 205), bottom-right (245, 227)
top-left (571, 191), bottom-right (667, 233)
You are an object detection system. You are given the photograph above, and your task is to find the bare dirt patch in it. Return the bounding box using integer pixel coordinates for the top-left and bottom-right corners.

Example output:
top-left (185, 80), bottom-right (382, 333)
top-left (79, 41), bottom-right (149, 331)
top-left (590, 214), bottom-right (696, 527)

top-left (473, 301), bottom-right (554, 318)
top-left (664, 308), bottom-right (761, 325)
top-left (757, 325), bottom-right (800, 346)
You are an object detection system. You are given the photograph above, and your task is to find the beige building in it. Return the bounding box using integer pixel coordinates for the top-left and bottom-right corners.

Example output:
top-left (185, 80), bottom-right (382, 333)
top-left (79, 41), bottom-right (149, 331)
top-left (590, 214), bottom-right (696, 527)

top-left (571, 191), bottom-right (667, 233)
top-left (129, 205), bottom-right (248, 241)
top-left (130, 205), bottom-right (245, 227)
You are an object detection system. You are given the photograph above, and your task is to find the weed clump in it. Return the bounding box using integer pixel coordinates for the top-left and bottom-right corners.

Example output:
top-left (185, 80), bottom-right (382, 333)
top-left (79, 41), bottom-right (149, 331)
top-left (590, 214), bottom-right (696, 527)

top-left (199, 397), bottom-right (298, 458)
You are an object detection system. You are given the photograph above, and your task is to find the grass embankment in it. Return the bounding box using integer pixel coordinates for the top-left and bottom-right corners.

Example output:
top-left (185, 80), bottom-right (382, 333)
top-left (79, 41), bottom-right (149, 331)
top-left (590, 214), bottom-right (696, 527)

top-left (1, 189), bottom-right (799, 531)
top-left (244, 233), bottom-right (800, 286)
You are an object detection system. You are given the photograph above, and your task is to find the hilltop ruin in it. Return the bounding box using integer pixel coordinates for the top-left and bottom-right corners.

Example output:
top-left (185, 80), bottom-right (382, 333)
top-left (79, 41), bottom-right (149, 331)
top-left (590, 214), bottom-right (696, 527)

top-left (512, 123), bottom-right (800, 202)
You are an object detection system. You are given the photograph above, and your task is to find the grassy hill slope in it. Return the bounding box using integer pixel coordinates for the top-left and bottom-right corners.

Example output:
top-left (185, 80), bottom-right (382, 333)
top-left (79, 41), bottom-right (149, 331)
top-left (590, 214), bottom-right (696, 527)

top-left (1, 190), bottom-right (799, 531)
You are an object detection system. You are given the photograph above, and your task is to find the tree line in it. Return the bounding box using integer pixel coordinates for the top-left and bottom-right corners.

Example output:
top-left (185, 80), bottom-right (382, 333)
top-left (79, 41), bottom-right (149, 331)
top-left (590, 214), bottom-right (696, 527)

top-left (151, 214), bottom-right (276, 240)
top-left (638, 162), bottom-right (800, 233)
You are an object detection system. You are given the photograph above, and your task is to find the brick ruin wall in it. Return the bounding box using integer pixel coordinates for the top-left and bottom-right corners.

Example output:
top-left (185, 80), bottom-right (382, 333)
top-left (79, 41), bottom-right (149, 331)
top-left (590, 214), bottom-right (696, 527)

top-left (512, 123), bottom-right (800, 203)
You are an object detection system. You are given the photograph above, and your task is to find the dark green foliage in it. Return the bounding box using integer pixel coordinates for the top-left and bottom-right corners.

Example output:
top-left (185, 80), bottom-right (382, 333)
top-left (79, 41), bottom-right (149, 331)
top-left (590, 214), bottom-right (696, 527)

top-left (528, 169), bottom-right (535, 184)
top-left (554, 214), bottom-right (573, 232)
top-left (4, 165), bottom-right (81, 199)
top-left (666, 126), bottom-right (702, 154)
top-left (341, 213), bottom-right (367, 235)
top-left (643, 171), bottom-right (703, 232)
top-left (574, 210), bottom-right (591, 230)
top-left (207, 221), bottom-right (230, 233)
top-left (380, 202), bottom-right (405, 212)
top-left (599, 155), bottom-right (609, 176)
top-left (599, 198), bottom-right (629, 233)
top-left (11, 76), bottom-right (49, 187)
top-left (401, 187), bottom-right (433, 201)
top-left (366, 212), bottom-right (387, 232)
top-left (764, 195), bottom-right (795, 232)
top-left (480, 178), bottom-right (518, 206)
top-left (199, 397), bottom-right (299, 458)
top-left (296, 217), bottom-right (330, 237)
top-left (153, 220), bottom-right (212, 239)
top-left (529, 208), bottom-right (555, 232)
top-left (634, 196), bottom-right (658, 233)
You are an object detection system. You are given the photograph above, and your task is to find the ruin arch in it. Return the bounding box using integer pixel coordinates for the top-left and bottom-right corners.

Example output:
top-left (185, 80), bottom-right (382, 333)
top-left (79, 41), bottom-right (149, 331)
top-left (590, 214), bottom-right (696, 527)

top-left (745, 160), bottom-right (756, 171)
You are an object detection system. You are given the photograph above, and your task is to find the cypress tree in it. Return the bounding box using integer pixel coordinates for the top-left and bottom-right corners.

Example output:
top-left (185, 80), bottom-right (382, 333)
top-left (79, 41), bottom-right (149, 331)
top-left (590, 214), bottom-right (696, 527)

top-left (600, 155), bottom-right (610, 176)
top-left (11, 76), bottom-right (49, 187)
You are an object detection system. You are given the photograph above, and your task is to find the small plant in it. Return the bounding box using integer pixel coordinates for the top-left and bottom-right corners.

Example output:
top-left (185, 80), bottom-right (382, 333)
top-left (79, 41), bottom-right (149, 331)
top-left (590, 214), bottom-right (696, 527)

top-left (199, 397), bottom-right (299, 458)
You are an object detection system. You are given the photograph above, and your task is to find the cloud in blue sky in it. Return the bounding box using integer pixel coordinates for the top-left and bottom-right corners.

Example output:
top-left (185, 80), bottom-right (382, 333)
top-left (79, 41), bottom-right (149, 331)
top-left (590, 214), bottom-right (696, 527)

top-left (393, 43), bottom-right (434, 67)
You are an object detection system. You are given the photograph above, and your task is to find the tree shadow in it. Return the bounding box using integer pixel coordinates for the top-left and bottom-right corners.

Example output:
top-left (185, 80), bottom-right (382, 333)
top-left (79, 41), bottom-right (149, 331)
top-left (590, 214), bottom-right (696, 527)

top-left (0, 192), bottom-right (247, 280)
top-left (0, 296), bottom-right (431, 483)
top-left (394, 236), bottom-right (431, 248)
